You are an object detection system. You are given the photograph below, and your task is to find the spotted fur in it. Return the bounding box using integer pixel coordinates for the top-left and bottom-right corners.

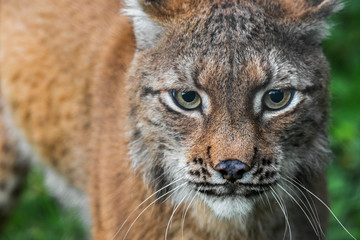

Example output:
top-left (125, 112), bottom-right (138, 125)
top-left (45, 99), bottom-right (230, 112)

top-left (1, 0), bottom-right (341, 239)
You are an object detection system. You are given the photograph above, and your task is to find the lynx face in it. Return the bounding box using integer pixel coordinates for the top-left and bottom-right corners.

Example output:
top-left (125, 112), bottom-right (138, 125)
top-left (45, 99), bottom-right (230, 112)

top-left (126, 0), bottom-right (335, 219)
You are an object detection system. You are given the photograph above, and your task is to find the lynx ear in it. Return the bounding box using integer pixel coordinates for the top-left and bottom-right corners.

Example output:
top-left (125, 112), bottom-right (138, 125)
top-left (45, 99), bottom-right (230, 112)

top-left (298, 0), bottom-right (343, 20)
top-left (123, 0), bottom-right (163, 51)
top-left (123, 0), bottom-right (196, 50)
top-left (292, 0), bottom-right (343, 44)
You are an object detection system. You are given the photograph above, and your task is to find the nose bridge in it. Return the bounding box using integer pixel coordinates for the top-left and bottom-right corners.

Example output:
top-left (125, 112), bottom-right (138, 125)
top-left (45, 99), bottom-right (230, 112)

top-left (208, 115), bottom-right (256, 167)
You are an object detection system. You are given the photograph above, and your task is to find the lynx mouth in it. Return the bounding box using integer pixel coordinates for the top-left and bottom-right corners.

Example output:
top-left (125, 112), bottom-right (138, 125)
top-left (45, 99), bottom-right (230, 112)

top-left (189, 181), bottom-right (276, 198)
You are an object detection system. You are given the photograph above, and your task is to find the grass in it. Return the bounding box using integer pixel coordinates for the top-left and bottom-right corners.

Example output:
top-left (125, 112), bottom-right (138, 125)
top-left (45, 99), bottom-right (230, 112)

top-left (0, 168), bottom-right (87, 240)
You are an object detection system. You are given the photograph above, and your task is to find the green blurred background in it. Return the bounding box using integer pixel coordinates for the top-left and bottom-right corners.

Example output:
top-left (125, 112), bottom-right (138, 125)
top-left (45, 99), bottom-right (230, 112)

top-left (324, 0), bottom-right (360, 238)
top-left (1, 1), bottom-right (360, 239)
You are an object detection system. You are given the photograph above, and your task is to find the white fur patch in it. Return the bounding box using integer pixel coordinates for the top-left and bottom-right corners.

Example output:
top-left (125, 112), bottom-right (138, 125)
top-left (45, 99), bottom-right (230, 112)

top-left (200, 195), bottom-right (253, 220)
top-left (160, 150), bottom-right (256, 220)
top-left (122, 0), bottom-right (163, 50)
top-left (253, 88), bottom-right (266, 115)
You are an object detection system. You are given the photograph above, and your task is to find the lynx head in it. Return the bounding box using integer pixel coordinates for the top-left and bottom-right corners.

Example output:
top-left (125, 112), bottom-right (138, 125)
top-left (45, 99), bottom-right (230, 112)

top-left (124, 0), bottom-right (341, 218)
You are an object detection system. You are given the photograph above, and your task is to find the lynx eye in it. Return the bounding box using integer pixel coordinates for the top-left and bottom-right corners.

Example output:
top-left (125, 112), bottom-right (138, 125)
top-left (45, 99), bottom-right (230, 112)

top-left (171, 90), bottom-right (201, 110)
top-left (263, 89), bottom-right (294, 110)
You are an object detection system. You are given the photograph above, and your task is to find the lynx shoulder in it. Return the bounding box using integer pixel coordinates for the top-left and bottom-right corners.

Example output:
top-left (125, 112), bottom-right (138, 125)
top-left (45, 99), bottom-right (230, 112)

top-left (1, 0), bottom-right (344, 239)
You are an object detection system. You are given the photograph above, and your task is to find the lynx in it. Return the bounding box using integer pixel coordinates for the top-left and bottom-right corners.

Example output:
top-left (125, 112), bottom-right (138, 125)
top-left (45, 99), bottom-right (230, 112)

top-left (0, 0), bottom-right (352, 239)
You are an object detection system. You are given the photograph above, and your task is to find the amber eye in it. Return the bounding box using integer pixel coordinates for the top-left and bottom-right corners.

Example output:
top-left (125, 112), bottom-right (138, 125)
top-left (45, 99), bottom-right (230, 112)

top-left (263, 89), bottom-right (294, 110)
top-left (171, 90), bottom-right (201, 110)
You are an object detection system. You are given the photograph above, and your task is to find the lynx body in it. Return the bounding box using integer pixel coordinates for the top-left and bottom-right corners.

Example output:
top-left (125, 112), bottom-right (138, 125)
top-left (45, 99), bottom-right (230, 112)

top-left (1, 0), bottom-right (341, 239)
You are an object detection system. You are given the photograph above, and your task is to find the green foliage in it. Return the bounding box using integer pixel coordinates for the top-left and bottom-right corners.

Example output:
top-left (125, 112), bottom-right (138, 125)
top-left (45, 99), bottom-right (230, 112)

top-left (1, 1), bottom-right (360, 239)
top-left (0, 168), bottom-right (87, 240)
top-left (324, 0), bottom-right (360, 238)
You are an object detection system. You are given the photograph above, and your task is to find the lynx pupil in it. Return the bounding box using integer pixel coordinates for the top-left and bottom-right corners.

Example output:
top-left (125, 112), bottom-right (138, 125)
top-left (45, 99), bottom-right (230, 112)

top-left (182, 91), bottom-right (196, 102)
top-left (269, 90), bottom-right (284, 103)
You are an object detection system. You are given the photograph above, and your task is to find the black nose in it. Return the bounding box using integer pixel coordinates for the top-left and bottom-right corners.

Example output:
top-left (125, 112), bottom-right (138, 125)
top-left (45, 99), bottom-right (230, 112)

top-left (214, 159), bottom-right (251, 182)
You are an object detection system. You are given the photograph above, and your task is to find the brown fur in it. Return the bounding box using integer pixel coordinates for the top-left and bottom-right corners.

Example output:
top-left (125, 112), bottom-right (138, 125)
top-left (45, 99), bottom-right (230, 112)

top-left (1, 0), bottom-right (340, 239)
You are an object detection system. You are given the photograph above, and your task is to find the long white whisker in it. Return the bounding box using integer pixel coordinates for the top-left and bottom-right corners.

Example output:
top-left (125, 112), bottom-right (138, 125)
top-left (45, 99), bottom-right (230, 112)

top-left (258, 188), bottom-right (267, 207)
top-left (289, 176), bottom-right (324, 237)
top-left (308, 190), bottom-right (324, 238)
top-left (283, 176), bottom-right (358, 240)
top-left (264, 191), bottom-right (274, 214)
top-left (281, 176), bottom-right (325, 238)
top-left (277, 183), bottom-right (319, 238)
top-left (121, 182), bottom-right (187, 240)
top-left (277, 189), bottom-right (293, 240)
top-left (270, 186), bottom-right (292, 240)
top-left (165, 194), bottom-right (188, 240)
top-left (182, 192), bottom-right (198, 240)
top-left (112, 177), bottom-right (185, 240)
top-left (149, 168), bottom-right (184, 189)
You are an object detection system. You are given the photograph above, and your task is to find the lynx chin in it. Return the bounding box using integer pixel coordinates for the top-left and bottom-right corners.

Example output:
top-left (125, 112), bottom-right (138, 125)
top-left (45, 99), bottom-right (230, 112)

top-left (1, 0), bottom-right (354, 239)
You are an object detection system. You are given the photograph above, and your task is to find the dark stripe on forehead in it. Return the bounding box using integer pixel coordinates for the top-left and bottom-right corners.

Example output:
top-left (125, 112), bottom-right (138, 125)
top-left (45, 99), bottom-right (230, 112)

top-left (191, 65), bottom-right (204, 90)
top-left (140, 87), bottom-right (161, 98)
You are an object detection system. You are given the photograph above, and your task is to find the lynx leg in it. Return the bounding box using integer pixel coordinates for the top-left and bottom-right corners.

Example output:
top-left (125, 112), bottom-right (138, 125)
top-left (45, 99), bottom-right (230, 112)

top-left (0, 103), bottom-right (30, 228)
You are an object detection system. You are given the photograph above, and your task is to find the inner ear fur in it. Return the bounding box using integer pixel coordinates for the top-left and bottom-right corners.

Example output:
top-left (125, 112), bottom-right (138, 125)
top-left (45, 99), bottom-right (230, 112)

top-left (123, 0), bottom-right (200, 51)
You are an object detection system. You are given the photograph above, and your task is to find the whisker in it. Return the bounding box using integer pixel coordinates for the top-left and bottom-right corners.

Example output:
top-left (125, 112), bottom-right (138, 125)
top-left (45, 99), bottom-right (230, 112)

top-left (121, 182), bottom-right (187, 240)
top-left (277, 183), bottom-right (319, 238)
top-left (258, 188), bottom-right (267, 207)
top-left (111, 177), bottom-right (185, 240)
top-left (264, 191), bottom-right (274, 214)
top-left (148, 168), bottom-right (184, 189)
top-left (281, 176), bottom-right (325, 238)
top-left (270, 186), bottom-right (292, 240)
top-left (277, 188), bottom-right (293, 240)
top-left (182, 191), bottom-right (198, 240)
top-left (308, 192), bottom-right (323, 236)
top-left (283, 176), bottom-right (358, 240)
top-left (165, 194), bottom-right (189, 240)
top-left (287, 176), bottom-right (324, 236)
